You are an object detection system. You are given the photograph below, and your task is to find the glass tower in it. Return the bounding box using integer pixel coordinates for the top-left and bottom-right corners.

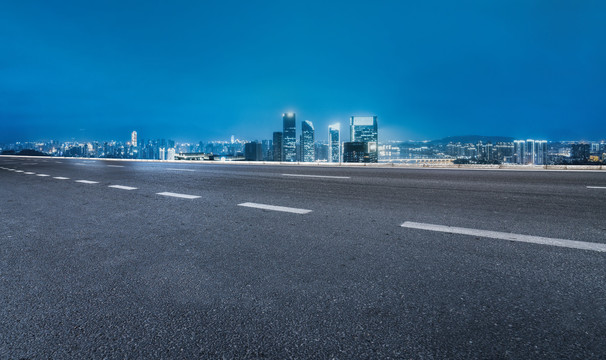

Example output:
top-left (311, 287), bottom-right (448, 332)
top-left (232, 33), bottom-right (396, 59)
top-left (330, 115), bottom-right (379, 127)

top-left (273, 132), bottom-right (283, 162)
top-left (282, 113), bottom-right (296, 162)
top-left (350, 116), bottom-right (378, 162)
top-left (328, 123), bottom-right (340, 163)
top-left (301, 120), bottom-right (315, 162)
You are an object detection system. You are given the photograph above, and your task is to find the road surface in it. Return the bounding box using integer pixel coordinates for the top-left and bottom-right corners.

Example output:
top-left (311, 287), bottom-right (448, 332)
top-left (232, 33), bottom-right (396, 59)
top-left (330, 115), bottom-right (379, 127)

top-left (1, 156), bottom-right (605, 359)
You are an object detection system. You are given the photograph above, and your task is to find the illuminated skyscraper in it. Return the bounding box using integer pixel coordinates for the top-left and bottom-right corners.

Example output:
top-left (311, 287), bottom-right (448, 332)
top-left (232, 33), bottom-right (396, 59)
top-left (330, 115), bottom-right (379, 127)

top-left (328, 123), bottom-right (340, 163)
top-left (514, 139), bottom-right (547, 164)
top-left (350, 116), bottom-right (378, 162)
top-left (514, 140), bottom-right (526, 164)
top-left (131, 131), bottom-right (137, 147)
top-left (301, 120), bottom-right (315, 162)
top-left (282, 113), bottom-right (296, 162)
top-left (273, 132), bottom-right (283, 162)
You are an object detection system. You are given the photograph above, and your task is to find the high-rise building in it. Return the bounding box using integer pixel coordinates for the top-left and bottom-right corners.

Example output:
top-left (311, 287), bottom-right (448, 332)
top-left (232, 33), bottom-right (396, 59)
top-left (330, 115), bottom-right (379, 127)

top-left (534, 140), bottom-right (547, 165)
top-left (301, 120), bottom-right (315, 162)
top-left (343, 142), bottom-right (371, 163)
top-left (350, 116), bottom-right (378, 162)
top-left (328, 123), bottom-right (340, 163)
top-left (282, 112), bottom-right (296, 162)
top-left (167, 148), bottom-right (176, 161)
top-left (131, 131), bottom-right (137, 147)
top-left (261, 140), bottom-right (273, 161)
top-left (244, 142), bottom-right (263, 161)
top-left (514, 139), bottom-right (547, 164)
top-left (514, 140), bottom-right (526, 164)
top-left (273, 132), bottom-right (283, 162)
top-left (314, 143), bottom-right (329, 161)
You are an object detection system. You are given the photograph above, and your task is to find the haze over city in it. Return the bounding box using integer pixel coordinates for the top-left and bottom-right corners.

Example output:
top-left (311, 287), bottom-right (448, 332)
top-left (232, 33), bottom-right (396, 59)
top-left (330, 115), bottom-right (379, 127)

top-left (2, 0), bottom-right (606, 143)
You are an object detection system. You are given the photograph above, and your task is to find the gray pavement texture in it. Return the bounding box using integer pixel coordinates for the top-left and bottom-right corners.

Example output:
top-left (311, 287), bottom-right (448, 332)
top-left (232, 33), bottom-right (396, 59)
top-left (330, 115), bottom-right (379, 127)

top-left (1, 156), bottom-right (606, 359)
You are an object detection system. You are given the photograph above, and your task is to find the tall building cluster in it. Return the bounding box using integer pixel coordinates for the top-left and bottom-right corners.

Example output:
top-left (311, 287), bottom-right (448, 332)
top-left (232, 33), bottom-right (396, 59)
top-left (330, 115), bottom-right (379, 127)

top-left (268, 113), bottom-right (379, 163)
top-left (513, 140), bottom-right (548, 165)
top-left (2, 121), bottom-right (604, 166)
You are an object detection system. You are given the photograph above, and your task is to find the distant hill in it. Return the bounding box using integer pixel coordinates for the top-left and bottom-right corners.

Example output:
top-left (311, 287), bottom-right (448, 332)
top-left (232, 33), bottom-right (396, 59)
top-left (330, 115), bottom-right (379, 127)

top-left (430, 135), bottom-right (515, 145)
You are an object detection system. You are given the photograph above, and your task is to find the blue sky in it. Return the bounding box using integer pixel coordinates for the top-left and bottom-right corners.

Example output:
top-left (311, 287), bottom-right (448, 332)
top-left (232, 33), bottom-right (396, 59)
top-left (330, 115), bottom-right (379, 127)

top-left (1, 0), bottom-right (605, 142)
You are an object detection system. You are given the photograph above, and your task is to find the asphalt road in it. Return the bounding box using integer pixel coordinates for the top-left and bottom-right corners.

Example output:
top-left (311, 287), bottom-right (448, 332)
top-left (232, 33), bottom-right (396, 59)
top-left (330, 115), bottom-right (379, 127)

top-left (1, 156), bottom-right (606, 359)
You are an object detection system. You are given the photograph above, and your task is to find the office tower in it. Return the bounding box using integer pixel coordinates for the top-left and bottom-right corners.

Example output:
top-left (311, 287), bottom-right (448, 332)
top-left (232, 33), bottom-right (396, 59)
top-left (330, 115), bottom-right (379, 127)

top-left (301, 120), bottom-right (315, 162)
top-left (244, 142), bottom-right (263, 161)
top-left (314, 143), bottom-right (329, 161)
top-left (273, 132), bottom-right (283, 162)
top-left (343, 142), bottom-right (370, 162)
top-left (261, 140), bottom-right (273, 161)
top-left (159, 147), bottom-right (166, 160)
top-left (525, 139), bottom-right (536, 164)
top-left (514, 140), bottom-right (526, 164)
top-left (350, 116), bottom-right (378, 162)
top-left (167, 148), bottom-right (176, 161)
top-left (282, 112), bottom-right (296, 162)
top-left (534, 140), bottom-right (547, 165)
top-left (328, 124), bottom-right (340, 163)
top-left (131, 131), bottom-right (137, 147)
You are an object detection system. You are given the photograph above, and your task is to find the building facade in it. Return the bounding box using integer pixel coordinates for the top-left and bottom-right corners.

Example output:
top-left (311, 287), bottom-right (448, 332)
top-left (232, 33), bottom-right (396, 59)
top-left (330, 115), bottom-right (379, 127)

top-left (282, 113), bottom-right (296, 162)
top-left (301, 120), bottom-right (315, 162)
top-left (328, 123), bottom-right (340, 163)
top-left (273, 132), bottom-right (283, 162)
top-left (350, 116), bottom-right (378, 162)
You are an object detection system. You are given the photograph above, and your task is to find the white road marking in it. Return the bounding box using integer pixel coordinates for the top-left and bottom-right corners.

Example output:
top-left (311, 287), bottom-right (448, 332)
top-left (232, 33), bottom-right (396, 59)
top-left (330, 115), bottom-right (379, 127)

top-left (14, 170), bottom-right (24, 173)
top-left (401, 221), bottom-right (606, 253)
top-left (587, 186), bottom-right (606, 189)
top-left (237, 202), bottom-right (312, 214)
top-left (166, 168), bottom-right (196, 172)
top-left (109, 185), bottom-right (138, 190)
top-left (75, 180), bottom-right (99, 184)
top-left (156, 192), bottom-right (200, 199)
top-left (36, 174), bottom-right (50, 177)
top-left (24, 172), bottom-right (35, 175)
top-left (55, 161), bottom-right (63, 164)
top-left (282, 173), bottom-right (351, 179)
top-left (53, 177), bottom-right (70, 180)
top-left (107, 165), bottom-right (124, 168)
top-left (75, 163), bottom-right (87, 166)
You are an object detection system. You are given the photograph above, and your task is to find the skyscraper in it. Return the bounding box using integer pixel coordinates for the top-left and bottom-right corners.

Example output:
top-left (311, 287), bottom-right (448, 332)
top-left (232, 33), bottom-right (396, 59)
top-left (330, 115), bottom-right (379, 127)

top-left (514, 140), bottom-right (526, 164)
top-left (301, 120), bottom-right (315, 162)
top-left (244, 142), bottom-right (263, 161)
top-left (273, 132), bottom-right (283, 162)
top-left (328, 123), bottom-right (340, 163)
top-left (282, 112), bottom-right (296, 162)
top-left (131, 131), bottom-right (137, 147)
top-left (350, 116), bottom-right (378, 162)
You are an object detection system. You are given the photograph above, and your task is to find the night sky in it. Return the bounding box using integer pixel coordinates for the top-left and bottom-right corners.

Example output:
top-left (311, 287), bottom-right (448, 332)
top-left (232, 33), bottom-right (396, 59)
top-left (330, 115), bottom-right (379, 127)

top-left (1, 0), bottom-right (605, 143)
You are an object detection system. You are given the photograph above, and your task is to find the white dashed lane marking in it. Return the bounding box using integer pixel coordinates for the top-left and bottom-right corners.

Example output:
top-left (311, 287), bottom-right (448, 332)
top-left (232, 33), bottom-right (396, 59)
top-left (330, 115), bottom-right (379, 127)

top-left (36, 174), bottom-right (50, 177)
top-left (237, 202), bottom-right (312, 214)
top-left (75, 180), bottom-right (99, 184)
top-left (401, 221), bottom-right (606, 253)
top-left (109, 185), bottom-right (138, 190)
top-left (107, 165), bottom-right (124, 168)
top-left (53, 177), bottom-right (70, 180)
top-left (166, 168), bottom-right (196, 172)
top-left (24, 172), bottom-right (35, 175)
top-left (156, 192), bottom-right (201, 199)
top-left (587, 186), bottom-right (606, 189)
top-left (282, 174), bottom-right (351, 179)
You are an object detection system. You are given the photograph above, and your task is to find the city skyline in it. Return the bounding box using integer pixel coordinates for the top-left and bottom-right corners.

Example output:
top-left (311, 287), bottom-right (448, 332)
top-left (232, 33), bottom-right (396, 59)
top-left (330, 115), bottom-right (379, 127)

top-left (2, 1), bottom-right (606, 143)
